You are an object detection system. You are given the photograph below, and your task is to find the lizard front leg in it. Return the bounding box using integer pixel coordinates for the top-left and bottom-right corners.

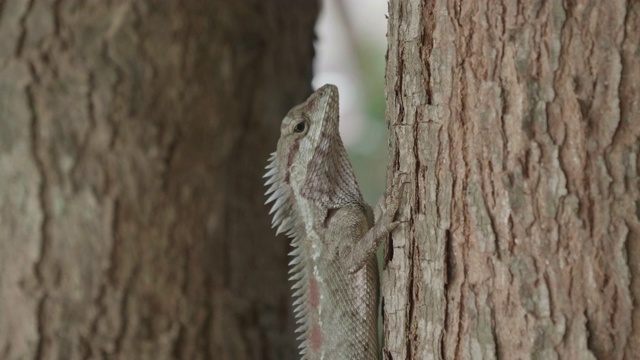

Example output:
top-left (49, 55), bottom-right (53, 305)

top-left (341, 175), bottom-right (407, 273)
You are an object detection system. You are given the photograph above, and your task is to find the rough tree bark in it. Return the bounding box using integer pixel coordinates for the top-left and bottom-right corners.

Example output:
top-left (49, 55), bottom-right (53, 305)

top-left (0, 1), bottom-right (317, 359)
top-left (384, 0), bottom-right (639, 359)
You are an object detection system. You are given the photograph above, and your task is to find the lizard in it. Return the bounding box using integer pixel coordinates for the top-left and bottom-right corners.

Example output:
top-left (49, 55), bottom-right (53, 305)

top-left (264, 84), bottom-right (403, 359)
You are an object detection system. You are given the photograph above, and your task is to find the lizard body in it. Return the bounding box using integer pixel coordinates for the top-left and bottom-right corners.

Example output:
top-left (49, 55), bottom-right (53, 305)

top-left (265, 85), bottom-right (402, 359)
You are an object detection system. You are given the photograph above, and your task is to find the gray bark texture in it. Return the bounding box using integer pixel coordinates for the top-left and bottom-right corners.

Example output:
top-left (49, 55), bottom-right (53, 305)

top-left (0, 1), bottom-right (318, 359)
top-left (383, 0), bottom-right (639, 359)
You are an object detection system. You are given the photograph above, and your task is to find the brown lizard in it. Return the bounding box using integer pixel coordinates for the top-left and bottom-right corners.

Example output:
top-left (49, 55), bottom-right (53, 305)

top-left (264, 84), bottom-right (403, 359)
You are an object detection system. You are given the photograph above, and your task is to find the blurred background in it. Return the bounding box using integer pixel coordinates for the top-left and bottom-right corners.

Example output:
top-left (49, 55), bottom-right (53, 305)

top-left (314, 0), bottom-right (388, 204)
top-left (0, 1), bottom-right (389, 358)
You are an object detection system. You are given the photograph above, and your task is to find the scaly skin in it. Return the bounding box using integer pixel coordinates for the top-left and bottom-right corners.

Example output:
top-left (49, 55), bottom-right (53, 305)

top-left (265, 85), bottom-right (402, 359)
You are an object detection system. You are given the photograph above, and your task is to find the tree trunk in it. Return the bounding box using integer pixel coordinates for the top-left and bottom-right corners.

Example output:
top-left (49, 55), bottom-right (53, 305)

top-left (384, 0), bottom-right (639, 359)
top-left (0, 1), bottom-right (317, 359)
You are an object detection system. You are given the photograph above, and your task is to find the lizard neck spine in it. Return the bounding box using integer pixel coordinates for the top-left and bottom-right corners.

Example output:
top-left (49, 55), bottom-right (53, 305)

top-left (264, 152), bottom-right (315, 358)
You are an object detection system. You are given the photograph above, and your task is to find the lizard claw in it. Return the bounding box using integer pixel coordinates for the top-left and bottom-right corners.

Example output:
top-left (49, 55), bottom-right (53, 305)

top-left (391, 172), bottom-right (409, 195)
top-left (374, 173), bottom-right (409, 223)
top-left (379, 173), bottom-right (408, 224)
top-left (388, 219), bottom-right (409, 232)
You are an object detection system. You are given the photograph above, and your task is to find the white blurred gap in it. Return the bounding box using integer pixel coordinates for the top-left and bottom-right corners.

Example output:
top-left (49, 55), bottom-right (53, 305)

top-left (312, 0), bottom-right (387, 147)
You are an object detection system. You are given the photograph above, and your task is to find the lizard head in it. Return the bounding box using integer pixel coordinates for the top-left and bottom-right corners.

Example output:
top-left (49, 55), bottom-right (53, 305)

top-left (278, 84), bottom-right (337, 182)
top-left (265, 84), bottom-right (362, 234)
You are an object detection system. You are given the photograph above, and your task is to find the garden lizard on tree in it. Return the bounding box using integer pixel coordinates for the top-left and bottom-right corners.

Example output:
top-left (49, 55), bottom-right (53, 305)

top-left (264, 84), bottom-right (403, 359)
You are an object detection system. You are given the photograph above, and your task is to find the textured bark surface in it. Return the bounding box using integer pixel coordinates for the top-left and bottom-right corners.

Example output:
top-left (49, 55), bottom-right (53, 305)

top-left (384, 0), bottom-right (639, 359)
top-left (0, 1), bottom-right (317, 359)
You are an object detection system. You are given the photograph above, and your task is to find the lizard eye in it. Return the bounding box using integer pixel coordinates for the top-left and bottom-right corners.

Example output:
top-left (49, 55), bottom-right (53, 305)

top-left (293, 121), bottom-right (307, 133)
